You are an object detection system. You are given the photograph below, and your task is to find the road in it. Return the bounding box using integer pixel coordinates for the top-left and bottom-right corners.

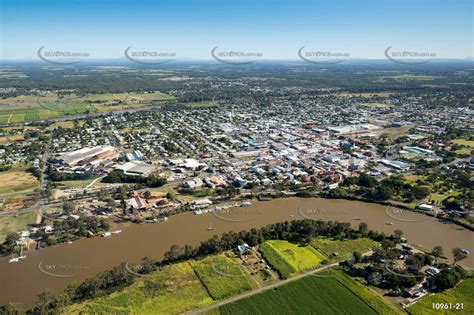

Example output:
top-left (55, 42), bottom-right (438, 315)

top-left (35, 135), bottom-right (54, 224)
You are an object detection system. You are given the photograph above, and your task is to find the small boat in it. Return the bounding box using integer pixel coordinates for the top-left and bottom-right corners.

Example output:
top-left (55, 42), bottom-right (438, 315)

top-left (9, 257), bottom-right (20, 263)
top-left (111, 230), bottom-right (122, 234)
top-left (67, 241), bottom-right (73, 244)
top-left (289, 214), bottom-right (295, 218)
top-left (386, 222), bottom-right (394, 225)
top-left (207, 223), bottom-right (214, 231)
top-left (463, 249), bottom-right (470, 255)
top-left (353, 217), bottom-right (361, 220)
top-left (9, 245), bottom-right (25, 263)
top-left (241, 202), bottom-right (252, 207)
top-left (101, 232), bottom-right (112, 237)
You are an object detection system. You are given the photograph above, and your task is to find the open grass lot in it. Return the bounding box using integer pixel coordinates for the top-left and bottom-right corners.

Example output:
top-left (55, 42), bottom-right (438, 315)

top-left (455, 149), bottom-right (472, 155)
top-left (379, 74), bottom-right (438, 81)
top-left (259, 240), bottom-right (325, 279)
top-left (0, 170), bottom-right (39, 194)
top-left (0, 211), bottom-right (35, 242)
top-left (0, 134), bottom-right (24, 144)
top-left (407, 278), bottom-right (474, 315)
top-left (190, 254), bottom-right (255, 300)
top-left (361, 102), bottom-right (390, 108)
top-left (337, 92), bottom-right (393, 97)
top-left (216, 270), bottom-right (384, 315)
top-left (310, 238), bottom-right (379, 262)
top-left (65, 262), bottom-right (213, 314)
top-left (0, 91), bottom-right (174, 123)
top-left (452, 138), bottom-right (474, 147)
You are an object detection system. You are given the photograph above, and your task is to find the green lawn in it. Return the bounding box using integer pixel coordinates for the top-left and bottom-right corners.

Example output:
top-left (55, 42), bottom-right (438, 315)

top-left (190, 254), bottom-right (255, 300)
top-left (407, 278), bottom-right (474, 315)
top-left (216, 270), bottom-right (384, 315)
top-left (259, 240), bottom-right (325, 279)
top-left (0, 211), bottom-right (36, 242)
top-left (65, 262), bottom-right (213, 314)
top-left (310, 238), bottom-right (379, 262)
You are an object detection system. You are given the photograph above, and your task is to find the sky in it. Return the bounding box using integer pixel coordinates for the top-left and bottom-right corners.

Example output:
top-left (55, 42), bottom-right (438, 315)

top-left (0, 0), bottom-right (472, 60)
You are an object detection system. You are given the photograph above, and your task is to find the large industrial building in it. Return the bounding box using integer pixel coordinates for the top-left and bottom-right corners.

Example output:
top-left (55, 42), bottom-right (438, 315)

top-left (115, 160), bottom-right (156, 176)
top-left (54, 146), bottom-right (118, 168)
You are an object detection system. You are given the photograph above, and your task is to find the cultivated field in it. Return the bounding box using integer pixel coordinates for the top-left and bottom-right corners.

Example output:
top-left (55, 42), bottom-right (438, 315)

top-left (0, 91), bottom-right (174, 123)
top-left (216, 270), bottom-right (381, 315)
top-left (190, 254), bottom-right (255, 300)
top-left (65, 262), bottom-right (213, 314)
top-left (259, 240), bottom-right (325, 279)
top-left (330, 269), bottom-right (400, 314)
top-left (407, 277), bottom-right (474, 315)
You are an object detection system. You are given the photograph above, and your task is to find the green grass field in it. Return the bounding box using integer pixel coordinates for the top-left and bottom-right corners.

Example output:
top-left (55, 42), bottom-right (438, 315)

top-left (190, 254), bottom-right (255, 300)
top-left (259, 240), bottom-right (325, 279)
top-left (0, 211), bottom-right (36, 242)
top-left (0, 91), bottom-right (174, 123)
top-left (215, 270), bottom-right (391, 315)
top-left (310, 238), bottom-right (379, 262)
top-left (65, 262), bottom-right (213, 314)
top-left (407, 278), bottom-right (474, 315)
top-left (452, 138), bottom-right (474, 147)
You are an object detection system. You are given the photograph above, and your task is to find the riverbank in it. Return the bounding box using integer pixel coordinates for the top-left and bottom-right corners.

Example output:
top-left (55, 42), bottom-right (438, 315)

top-left (0, 198), bottom-right (472, 308)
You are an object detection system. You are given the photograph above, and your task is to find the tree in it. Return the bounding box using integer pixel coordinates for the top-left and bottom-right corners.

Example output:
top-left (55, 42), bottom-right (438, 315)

top-left (0, 232), bottom-right (19, 255)
top-left (432, 246), bottom-right (444, 261)
top-left (393, 229), bottom-right (404, 240)
top-left (353, 251), bottom-right (363, 263)
top-left (143, 191), bottom-right (152, 199)
top-left (164, 244), bottom-right (182, 262)
top-left (36, 289), bottom-right (54, 313)
top-left (452, 248), bottom-right (468, 265)
top-left (412, 186), bottom-right (430, 200)
top-left (358, 222), bottom-right (368, 235)
top-left (63, 201), bottom-right (75, 214)
top-left (166, 191), bottom-right (176, 200)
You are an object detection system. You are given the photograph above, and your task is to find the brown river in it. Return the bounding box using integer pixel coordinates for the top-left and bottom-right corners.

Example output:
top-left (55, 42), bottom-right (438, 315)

top-left (1, 198), bottom-right (473, 308)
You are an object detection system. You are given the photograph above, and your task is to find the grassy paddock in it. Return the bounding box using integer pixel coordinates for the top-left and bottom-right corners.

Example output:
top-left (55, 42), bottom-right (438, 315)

top-left (310, 238), bottom-right (379, 262)
top-left (190, 254), bottom-right (255, 300)
top-left (0, 170), bottom-right (39, 194)
top-left (259, 240), bottom-right (324, 279)
top-left (65, 262), bottom-right (213, 314)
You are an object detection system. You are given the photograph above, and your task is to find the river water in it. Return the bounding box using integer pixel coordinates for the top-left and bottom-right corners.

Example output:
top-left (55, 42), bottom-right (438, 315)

top-left (0, 198), bottom-right (472, 308)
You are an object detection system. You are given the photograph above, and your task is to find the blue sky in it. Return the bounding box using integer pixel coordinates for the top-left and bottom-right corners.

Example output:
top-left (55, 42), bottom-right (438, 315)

top-left (0, 0), bottom-right (472, 60)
